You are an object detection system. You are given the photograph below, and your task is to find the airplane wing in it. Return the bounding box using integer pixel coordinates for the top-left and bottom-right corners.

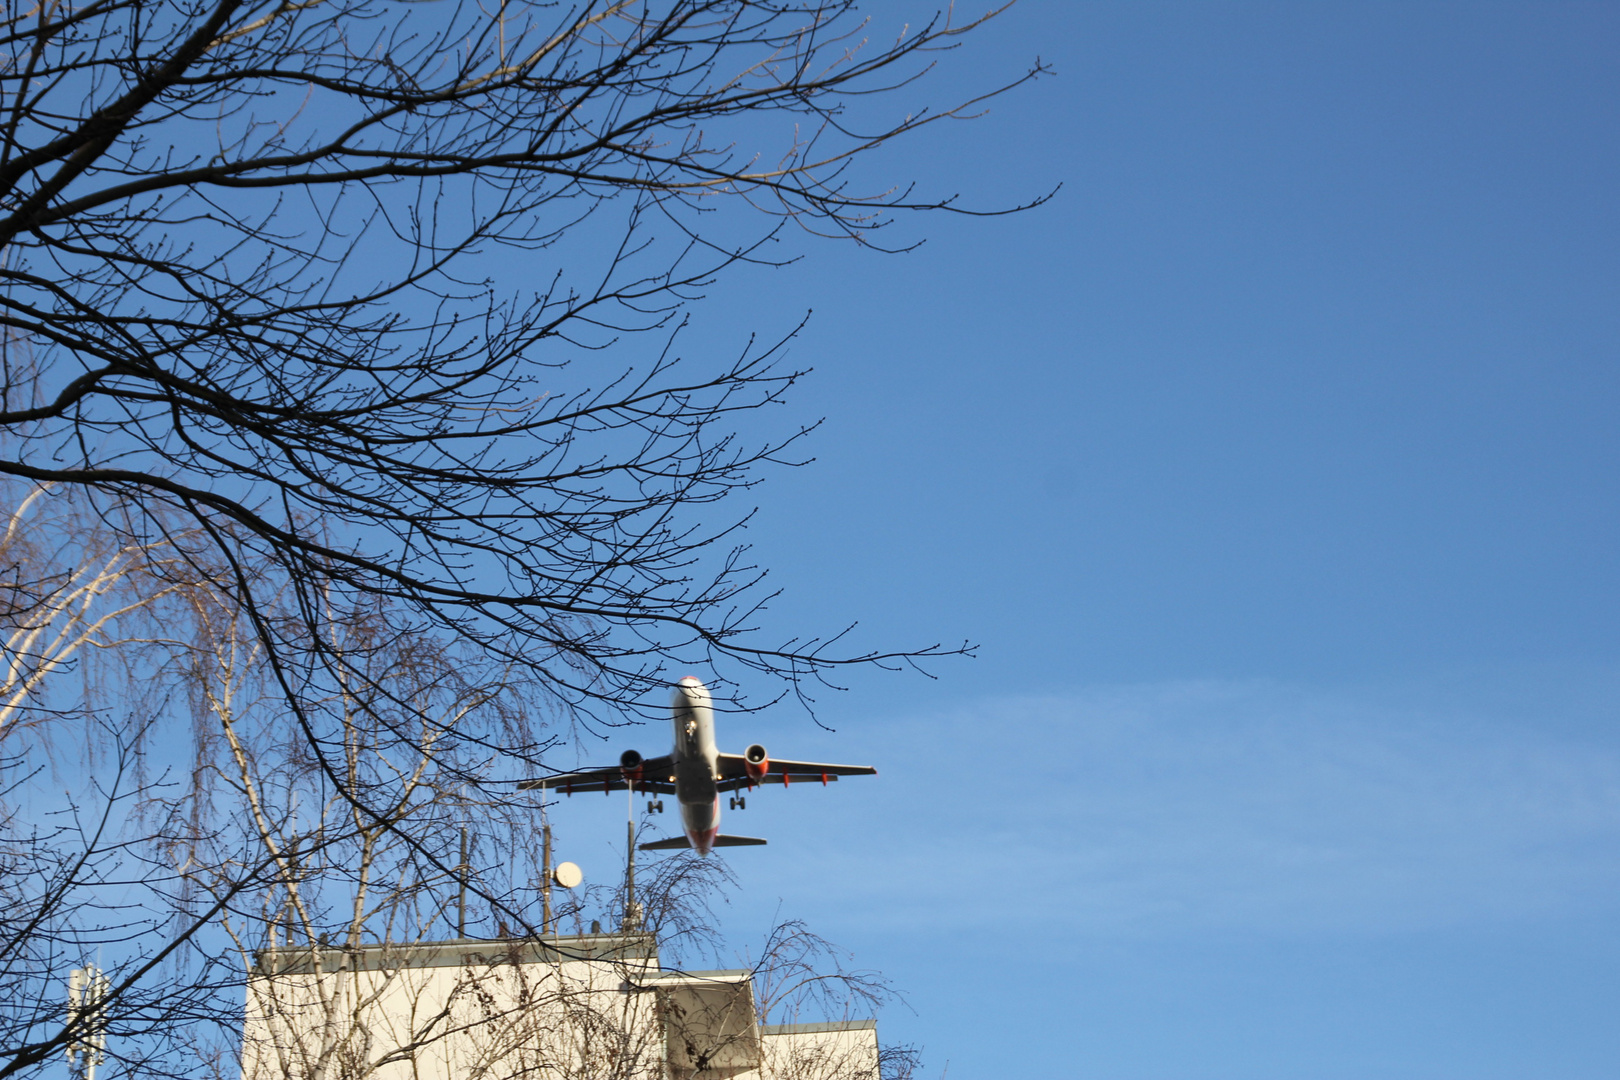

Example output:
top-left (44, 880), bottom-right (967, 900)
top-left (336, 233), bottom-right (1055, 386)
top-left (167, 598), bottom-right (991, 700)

top-left (517, 755), bottom-right (677, 796)
top-left (714, 753), bottom-right (875, 791)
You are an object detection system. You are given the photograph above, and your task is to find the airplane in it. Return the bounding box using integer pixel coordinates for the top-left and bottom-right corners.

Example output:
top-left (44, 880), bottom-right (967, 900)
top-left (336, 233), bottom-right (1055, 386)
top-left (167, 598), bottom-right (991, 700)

top-left (518, 677), bottom-right (876, 855)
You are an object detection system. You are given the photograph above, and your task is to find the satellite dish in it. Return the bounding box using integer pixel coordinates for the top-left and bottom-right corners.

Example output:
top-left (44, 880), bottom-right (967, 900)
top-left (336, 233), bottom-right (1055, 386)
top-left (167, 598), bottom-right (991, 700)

top-left (552, 861), bottom-right (583, 889)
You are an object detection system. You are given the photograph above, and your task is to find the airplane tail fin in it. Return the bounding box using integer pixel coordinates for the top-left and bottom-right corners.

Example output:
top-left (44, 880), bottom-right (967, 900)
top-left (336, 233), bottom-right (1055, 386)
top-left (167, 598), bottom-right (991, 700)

top-left (712, 835), bottom-right (767, 847)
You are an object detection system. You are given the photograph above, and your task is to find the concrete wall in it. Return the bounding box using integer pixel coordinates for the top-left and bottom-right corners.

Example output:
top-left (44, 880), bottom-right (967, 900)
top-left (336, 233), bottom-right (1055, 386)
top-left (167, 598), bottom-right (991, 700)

top-left (242, 935), bottom-right (879, 1080)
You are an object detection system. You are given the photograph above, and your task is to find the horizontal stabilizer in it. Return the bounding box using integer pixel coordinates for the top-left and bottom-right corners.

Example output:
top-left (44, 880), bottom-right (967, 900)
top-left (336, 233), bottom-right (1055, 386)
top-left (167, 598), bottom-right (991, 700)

top-left (637, 834), bottom-right (768, 851)
top-left (637, 836), bottom-right (690, 851)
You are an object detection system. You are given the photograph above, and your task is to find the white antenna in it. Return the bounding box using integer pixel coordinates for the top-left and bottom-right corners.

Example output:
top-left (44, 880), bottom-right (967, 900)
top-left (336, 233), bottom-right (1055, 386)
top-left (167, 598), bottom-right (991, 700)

top-left (66, 964), bottom-right (109, 1080)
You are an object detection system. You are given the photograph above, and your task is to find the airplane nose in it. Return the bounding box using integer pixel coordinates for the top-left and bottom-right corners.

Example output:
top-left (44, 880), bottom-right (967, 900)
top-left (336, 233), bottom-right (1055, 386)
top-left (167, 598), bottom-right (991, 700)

top-left (673, 677), bottom-right (707, 701)
top-left (671, 676), bottom-right (709, 710)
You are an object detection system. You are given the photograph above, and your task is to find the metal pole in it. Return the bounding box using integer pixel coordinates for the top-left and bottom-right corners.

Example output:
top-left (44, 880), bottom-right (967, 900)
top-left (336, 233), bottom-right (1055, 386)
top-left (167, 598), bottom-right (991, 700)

top-left (624, 780), bottom-right (637, 933)
top-left (457, 826), bottom-right (468, 938)
top-left (541, 822), bottom-right (553, 934)
top-left (625, 817), bottom-right (636, 932)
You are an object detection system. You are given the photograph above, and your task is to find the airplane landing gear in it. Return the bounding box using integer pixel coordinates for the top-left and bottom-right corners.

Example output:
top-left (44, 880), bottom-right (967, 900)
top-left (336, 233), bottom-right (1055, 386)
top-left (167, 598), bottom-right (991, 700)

top-left (647, 799), bottom-right (664, 814)
top-left (728, 796), bottom-right (747, 811)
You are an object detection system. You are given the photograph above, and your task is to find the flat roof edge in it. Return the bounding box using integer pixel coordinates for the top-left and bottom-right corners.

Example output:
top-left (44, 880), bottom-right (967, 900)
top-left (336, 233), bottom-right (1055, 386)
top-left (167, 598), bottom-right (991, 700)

top-left (250, 932), bottom-right (658, 974)
top-left (760, 1019), bottom-right (877, 1035)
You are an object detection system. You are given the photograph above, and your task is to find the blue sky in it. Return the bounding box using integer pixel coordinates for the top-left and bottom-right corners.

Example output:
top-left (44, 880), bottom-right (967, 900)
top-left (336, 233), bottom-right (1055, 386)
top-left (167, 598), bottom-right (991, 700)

top-left (543, 4), bottom-right (1620, 1078)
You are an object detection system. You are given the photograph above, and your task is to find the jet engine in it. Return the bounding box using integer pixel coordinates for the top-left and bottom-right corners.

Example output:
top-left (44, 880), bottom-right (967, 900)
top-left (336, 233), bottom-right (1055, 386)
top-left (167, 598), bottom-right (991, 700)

top-left (744, 744), bottom-right (769, 781)
top-left (619, 749), bottom-right (643, 780)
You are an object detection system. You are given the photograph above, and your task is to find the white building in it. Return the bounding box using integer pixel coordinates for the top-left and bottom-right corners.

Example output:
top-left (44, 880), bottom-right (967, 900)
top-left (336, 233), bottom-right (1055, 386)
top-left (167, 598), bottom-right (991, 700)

top-left (243, 933), bottom-right (881, 1080)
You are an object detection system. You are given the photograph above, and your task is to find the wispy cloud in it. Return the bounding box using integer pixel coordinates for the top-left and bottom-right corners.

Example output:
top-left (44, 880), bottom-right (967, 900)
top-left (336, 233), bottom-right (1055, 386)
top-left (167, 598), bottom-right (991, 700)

top-left (758, 677), bottom-right (1620, 940)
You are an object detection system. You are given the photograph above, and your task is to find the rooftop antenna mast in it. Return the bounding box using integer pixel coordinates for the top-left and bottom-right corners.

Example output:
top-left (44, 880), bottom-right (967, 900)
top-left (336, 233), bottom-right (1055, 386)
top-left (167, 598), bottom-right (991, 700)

top-left (537, 784), bottom-right (581, 930)
top-left (456, 827), bottom-right (471, 938)
top-left (623, 782), bottom-right (640, 933)
top-left (66, 964), bottom-right (109, 1080)
top-left (539, 783), bottom-right (554, 934)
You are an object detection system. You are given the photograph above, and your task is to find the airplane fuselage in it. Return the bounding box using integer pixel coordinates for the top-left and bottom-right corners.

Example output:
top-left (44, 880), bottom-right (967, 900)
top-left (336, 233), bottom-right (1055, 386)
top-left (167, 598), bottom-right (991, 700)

top-left (670, 676), bottom-right (723, 852)
top-left (528, 677), bottom-right (874, 855)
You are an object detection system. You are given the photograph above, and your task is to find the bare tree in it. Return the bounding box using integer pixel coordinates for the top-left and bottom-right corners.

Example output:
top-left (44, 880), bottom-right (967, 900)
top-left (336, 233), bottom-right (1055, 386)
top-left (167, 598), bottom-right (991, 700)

top-left (0, 478), bottom-right (549, 1080)
top-left (0, 6), bottom-right (1040, 1075)
top-left (0, 0), bottom-right (1046, 752)
top-left (0, 520), bottom-right (918, 1080)
top-left (0, 482), bottom-right (185, 741)
top-left (0, 717), bottom-right (257, 1080)
top-left (179, 590), bottom-right (903, 1080)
